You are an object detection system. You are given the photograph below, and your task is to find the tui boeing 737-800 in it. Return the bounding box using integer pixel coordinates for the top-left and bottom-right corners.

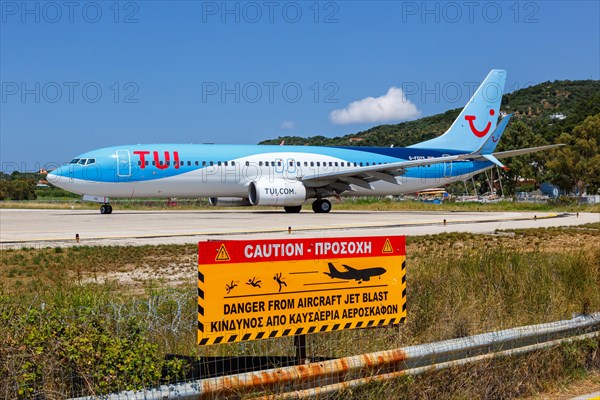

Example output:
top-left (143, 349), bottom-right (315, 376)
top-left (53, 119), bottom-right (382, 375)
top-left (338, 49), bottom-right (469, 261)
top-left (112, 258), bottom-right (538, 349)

top-left (47, 70), bottom-right (561, 214)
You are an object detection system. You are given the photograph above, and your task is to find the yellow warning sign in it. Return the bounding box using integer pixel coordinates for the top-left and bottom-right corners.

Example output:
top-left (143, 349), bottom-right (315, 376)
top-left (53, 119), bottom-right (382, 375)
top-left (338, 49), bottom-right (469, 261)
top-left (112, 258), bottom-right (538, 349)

top-left (382, 238), bottom-right (393, 253)
top-left (215, 244), bottom-right (230, 261)
top-left (198, 236), bottom-right (406, 345)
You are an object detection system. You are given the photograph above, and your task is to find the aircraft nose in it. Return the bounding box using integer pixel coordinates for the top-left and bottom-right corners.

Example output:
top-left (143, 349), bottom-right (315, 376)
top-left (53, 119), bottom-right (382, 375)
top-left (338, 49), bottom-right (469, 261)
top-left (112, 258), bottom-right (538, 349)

top-left (47, 166), bottom-right (66, 185)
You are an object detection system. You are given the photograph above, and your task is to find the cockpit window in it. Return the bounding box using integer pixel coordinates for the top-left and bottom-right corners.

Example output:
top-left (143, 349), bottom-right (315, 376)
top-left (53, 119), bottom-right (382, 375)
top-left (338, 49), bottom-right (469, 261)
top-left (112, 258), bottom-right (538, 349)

top-left (78, 159), bottom-right (87, 165)
top-left (70, 159), bottom-right (80, 164)
top-left (86, 159), bottom-right (96, 165)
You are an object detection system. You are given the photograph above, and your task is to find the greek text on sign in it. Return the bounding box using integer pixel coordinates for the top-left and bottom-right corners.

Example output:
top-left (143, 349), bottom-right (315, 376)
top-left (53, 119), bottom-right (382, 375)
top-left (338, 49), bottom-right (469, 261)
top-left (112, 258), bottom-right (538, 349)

top-left (198, 236), bottom-right (406, 345)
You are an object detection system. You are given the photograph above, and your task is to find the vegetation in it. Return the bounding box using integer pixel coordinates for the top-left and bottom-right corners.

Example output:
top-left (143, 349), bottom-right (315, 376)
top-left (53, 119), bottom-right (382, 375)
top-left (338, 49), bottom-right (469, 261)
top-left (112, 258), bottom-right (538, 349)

top-left (547, 113), bottom-right (600, 198)
top-left (0, 172), bottom-right (38, 201)
top-left (1, 225), bottom-right (599, 398)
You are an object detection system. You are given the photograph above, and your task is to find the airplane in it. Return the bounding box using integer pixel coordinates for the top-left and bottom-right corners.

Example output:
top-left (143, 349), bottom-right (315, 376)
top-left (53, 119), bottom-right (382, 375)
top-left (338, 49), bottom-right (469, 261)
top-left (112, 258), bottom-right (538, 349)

top-left (47, 69), bottom-right (562, 214)
top-left (324, 262), bottom-right (386, 283)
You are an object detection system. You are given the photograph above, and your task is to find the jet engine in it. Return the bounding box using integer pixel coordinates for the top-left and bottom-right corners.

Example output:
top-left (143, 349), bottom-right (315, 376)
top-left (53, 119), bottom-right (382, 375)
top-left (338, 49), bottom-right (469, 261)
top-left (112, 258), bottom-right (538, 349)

top-left (248, 180), bottom-right (307, 206)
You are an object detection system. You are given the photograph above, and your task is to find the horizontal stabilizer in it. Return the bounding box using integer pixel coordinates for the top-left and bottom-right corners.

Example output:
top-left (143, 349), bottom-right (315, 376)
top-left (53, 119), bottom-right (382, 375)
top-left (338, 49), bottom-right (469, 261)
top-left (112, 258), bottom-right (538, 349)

top-left (482, 154), bottom-right (507, 170)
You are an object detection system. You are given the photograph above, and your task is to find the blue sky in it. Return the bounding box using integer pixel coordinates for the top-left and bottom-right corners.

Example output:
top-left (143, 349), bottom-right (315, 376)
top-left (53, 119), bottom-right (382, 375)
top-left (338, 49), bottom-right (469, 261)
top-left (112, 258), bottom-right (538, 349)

top-left (1, 0), bottom-right (599, 170)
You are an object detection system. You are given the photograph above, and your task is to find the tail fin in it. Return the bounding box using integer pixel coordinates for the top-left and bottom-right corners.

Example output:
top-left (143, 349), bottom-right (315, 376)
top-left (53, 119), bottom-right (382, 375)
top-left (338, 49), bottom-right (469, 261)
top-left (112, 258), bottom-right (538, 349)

top-left (324, 263), bottom-right (339, 278)
top-left (409, 69), bottom-right (507, 152)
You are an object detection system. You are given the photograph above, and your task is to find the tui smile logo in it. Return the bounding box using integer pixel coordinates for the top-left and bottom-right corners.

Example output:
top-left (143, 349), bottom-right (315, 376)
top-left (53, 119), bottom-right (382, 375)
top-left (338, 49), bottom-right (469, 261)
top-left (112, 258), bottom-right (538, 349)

top-left (465, 109), bottom-right (495, 138)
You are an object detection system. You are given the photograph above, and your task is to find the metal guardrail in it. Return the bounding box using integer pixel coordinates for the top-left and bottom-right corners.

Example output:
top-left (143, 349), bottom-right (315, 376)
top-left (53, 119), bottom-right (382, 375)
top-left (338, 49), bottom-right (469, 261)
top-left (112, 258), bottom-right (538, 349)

top-left (70, 313), bottom-right (600, 400)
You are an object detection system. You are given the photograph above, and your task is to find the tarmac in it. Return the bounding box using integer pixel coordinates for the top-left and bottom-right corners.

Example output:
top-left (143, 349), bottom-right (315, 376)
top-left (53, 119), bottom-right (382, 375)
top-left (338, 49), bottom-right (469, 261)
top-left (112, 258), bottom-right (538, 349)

top-left (1, 208), bottom-right (598, 248)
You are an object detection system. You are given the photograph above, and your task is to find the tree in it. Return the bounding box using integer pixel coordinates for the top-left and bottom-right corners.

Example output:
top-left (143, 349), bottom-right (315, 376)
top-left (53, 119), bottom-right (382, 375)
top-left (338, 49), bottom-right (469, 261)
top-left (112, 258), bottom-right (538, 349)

top-left (0, 178), bottom-right (37, 200)
top-left (547, 113), bottom-right (600, 199)
top-left (8, 180), bottom-right (37, 200)
top-left (496, 120), bottom-right (548, 195)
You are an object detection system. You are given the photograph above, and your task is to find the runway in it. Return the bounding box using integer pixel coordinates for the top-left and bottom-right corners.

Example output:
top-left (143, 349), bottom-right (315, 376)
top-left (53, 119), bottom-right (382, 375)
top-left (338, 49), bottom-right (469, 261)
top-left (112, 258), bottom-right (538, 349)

top-left (1, 208), bottom-right (597, 248)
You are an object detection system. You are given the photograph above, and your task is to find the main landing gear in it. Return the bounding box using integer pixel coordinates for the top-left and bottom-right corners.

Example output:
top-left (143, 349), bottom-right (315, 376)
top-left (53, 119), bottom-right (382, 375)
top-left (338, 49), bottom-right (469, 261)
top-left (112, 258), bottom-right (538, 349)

top-left (100, 204), bottom-right (113, 214)
top-left (283, 200), bottom-right (332, 214)
top-left (312, 199), bottom-right (331, 213)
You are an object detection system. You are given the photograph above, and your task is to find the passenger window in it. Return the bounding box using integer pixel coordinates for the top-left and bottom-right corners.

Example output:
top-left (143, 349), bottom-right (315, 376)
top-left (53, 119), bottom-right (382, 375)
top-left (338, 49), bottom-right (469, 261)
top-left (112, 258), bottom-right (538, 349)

top-left (224, 161), bottom-right (228, 166)
top-left (202, 161), bottom-right (206, 166)
top-left (271, 161), bottom-right (275, 167)
top-left (310, 162), bottom-right (314, 167)
top-left (297, 162), bottom-right (300, 167)
top-left (334, 162), bottom-right (338, 167)
top-left (259, 161), bottom-right (263, 166)
top-left (138, 161), bottom-right (141, 166)
top-left (329, 162), bottom-right (333, 167)
top-left (152, 161), bottom-right (156, 166)
top-left (304, 162), bottom-right (308, 167)
top-left (187, 161), bottom-right (191, 166)
top-left (316, 162), bottom-right (321, 167)
top-left (231, 161), bottom-right (235, 166)
top-left (246, 161), bottom-right (250, 166)
top-left (209, 161), bottom-right (214, 166)
top-left (146, 161), bottom-right (149, 166)
top-left (217, 161), bottom-right (222, 166)
top-left (195, 161), bottom-right (198, 166)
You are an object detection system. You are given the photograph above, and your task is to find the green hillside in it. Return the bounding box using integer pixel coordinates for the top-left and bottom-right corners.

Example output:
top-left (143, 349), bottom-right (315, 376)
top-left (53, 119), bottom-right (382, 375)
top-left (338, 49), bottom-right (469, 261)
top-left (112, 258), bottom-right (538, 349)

top-left (259, 80), bottom-right (600, 147)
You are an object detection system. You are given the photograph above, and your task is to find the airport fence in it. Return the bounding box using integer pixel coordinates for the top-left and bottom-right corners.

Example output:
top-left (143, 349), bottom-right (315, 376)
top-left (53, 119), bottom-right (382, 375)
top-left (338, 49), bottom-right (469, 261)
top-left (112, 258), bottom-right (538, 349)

top-left (4, 294), bottom-right (598, 399)
top-left (67, 313), bottom-right (600, 399)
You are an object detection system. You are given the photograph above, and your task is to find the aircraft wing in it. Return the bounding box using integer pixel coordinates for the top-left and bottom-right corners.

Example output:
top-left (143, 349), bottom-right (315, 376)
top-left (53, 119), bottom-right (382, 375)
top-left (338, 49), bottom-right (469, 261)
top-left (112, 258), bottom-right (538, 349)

top-left (300, 143), bottom-right (564, 191)
top-left (493, 144), bottom-right (565, 159)
top-left (342, 264), bottom-right (357, 271)
top-left (300, 153), bottom-right (468, 190)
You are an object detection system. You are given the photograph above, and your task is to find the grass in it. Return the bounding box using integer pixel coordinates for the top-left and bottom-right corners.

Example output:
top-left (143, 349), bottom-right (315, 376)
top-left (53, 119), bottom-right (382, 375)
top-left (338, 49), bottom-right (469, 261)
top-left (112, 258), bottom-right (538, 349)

top-left (0, 226), bottom-right (599, 398)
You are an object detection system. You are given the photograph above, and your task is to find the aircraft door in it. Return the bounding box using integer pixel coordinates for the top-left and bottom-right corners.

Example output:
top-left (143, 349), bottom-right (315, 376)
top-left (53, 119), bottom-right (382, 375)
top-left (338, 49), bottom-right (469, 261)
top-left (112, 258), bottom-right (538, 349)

top-left (116, 150), bottom-right (132, 177)
top-left (443, 154), bottom-right (452, 178)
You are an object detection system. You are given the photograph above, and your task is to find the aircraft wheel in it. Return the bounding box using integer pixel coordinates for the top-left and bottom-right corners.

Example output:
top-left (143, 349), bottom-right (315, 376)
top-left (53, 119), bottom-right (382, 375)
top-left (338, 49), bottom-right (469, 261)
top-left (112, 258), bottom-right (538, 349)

top-left (107, 205), bottom-right (113, 214)
top-left (284, 205), bottom-right (302, 213)
top-left (100, 205), bottom-right (108, 214)
top-left (312, 199), bottom-right (332, 213)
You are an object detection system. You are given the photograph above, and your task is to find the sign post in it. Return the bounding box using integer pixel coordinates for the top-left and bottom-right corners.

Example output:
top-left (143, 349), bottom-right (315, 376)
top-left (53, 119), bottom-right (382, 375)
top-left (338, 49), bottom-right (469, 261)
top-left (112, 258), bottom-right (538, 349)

top-left (198, 236), bottom-right (406, 346)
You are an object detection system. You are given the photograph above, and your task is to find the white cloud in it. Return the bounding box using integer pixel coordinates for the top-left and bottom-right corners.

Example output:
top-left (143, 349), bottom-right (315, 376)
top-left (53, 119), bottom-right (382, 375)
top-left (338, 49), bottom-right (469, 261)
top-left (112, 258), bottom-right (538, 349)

top-left (329, 87), bottom-right (420, 124)
top-left (280, 121), bottom-right (295, 129)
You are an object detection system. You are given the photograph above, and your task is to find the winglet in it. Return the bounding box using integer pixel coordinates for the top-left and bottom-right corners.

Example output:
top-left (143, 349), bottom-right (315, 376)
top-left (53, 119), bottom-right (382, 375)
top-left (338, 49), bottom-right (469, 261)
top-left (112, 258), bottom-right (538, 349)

top-left (477, 114), bottom-right (512, 154)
